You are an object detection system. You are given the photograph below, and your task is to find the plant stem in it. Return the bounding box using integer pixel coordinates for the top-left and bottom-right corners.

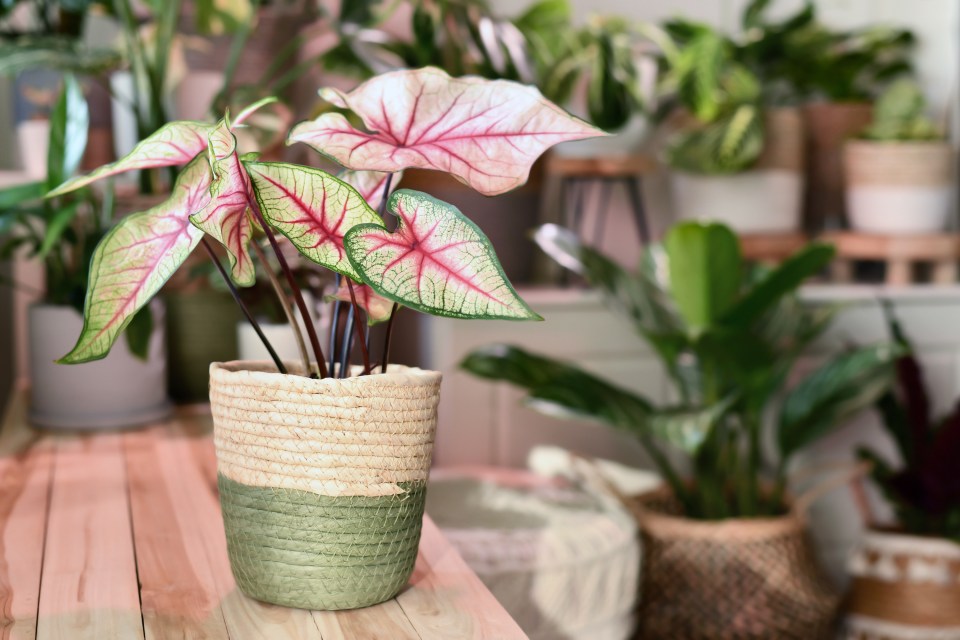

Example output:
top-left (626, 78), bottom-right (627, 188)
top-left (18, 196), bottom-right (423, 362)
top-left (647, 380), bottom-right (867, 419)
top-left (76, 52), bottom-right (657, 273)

top-left (201, 238), bottom-right (286, 374)
top-left (346, 279), bottom-right (371, 374)
top-left (339, 304), bottom-right (355, 378)
top-left (380, 303), bottom-right (400, 374)
top-left (247, 196), bottom-right (329, 377)
top-left (328, 274), bottom-right (342, 376)
top-left (251, 240), bottom-right (313, 376)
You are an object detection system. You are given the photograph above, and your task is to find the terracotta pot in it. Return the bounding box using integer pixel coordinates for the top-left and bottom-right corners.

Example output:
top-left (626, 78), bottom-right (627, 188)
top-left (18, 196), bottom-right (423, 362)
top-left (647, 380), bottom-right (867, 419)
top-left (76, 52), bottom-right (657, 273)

top-left (844, 140), bottom-right (955, 234)
top-left (802, 102), bottom-right (874, 231)
top-left (845, 530), bottom-right (960, 639)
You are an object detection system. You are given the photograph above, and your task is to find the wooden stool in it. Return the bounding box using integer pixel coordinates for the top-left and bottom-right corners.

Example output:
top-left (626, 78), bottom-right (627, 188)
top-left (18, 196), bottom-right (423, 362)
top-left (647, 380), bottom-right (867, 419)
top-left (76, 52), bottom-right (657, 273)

top-left (822, 232), bottom-right (960, 285)
top-left (546, 154), bottom-right (657, 247)
top-left (739, 233), bottom-right (809, 266)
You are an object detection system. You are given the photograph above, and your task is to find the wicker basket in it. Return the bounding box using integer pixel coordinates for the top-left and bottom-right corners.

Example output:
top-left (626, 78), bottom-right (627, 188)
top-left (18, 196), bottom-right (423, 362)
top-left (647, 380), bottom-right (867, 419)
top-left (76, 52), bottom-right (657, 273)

top-left (845, 530), bottom-right (960, 640)
top-left (208, 361), bottom-right (442, 610)
top-left (630, 489), bottom-right (840, 639)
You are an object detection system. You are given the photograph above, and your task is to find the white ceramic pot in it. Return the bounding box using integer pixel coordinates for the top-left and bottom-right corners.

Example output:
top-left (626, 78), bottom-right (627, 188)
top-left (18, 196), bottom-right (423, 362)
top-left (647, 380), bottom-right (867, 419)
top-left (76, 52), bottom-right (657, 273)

top-left (236, 294), bottom-right (328, 363)
top-left (29, 303), bottom-right (171, 429)
top-left (844, 141), bottom-right (956, 234)
top-left (671, 169), bottom-right (804, 233)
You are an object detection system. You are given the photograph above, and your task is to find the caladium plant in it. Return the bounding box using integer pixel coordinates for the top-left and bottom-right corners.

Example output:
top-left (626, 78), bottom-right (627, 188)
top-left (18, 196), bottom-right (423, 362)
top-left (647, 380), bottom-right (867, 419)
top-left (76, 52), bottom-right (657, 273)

top-left (54, 66), bottom-right (604, 379)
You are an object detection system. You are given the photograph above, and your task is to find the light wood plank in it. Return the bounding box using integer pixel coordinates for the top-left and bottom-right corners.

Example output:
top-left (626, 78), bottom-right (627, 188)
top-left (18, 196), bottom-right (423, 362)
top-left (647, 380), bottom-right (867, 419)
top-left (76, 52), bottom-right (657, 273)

top-left (171, 415), bottom-right (323, 640)
top-left (124, 427), bottom-right (230, 640)
top-left (0, 390), bottom-right (53, 640)
top-left (36, 434), bottom-right (144, 640)
top-left (312, 601), bottom-right (420, 640)
top-left (396, 517), bottom-right (528, 640)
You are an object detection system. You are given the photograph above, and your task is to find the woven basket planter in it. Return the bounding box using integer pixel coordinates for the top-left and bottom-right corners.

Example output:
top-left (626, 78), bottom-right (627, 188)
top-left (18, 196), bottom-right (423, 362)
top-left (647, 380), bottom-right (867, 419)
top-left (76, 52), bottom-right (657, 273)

top-left (844, 141), bottom-right (955, 234)
top-left (631, 489), bottom-right (839, 640)
top-left (208, 361), bottom-right (442, 610)
top-left (845, 530), bottom-right (960, 640)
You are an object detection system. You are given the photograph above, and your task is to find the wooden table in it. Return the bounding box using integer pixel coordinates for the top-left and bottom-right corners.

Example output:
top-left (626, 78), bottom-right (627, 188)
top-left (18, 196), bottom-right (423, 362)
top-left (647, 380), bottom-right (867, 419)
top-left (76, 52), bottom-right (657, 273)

top-left (0, 389), bottom-right (528, 640)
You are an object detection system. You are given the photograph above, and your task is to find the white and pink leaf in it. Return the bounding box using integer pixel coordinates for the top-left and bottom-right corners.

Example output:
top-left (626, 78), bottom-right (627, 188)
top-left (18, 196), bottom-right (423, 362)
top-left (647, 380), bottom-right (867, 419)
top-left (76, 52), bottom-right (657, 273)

top-left (58, 156), bottom-right (211, 363)
top-left (289, 67), bottom-right (605, 196)
top-left (344, 189), bottom-right (541, 320)
top-left (246, 162), bottom-right (384, 280)
top-left (328, 279), bottom-right (395, 325)
top-left (339, 169), bottom-right (402, 211)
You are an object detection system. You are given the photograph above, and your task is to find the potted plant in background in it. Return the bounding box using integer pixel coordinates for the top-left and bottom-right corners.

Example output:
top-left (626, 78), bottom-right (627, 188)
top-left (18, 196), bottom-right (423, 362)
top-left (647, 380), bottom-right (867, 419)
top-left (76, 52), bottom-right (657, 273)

top-left (463, 221), bottom-right (900, 638)
top-left (0, 76), bottom-right (169, 428)
top-left (51, 66), bottom-right (603, 609)
top-left (846, 305), bottom-right (960, 639)
top-left (652, 20), bottom-right (806, 233)
top-left (844, 80), bottom-right (954, 235)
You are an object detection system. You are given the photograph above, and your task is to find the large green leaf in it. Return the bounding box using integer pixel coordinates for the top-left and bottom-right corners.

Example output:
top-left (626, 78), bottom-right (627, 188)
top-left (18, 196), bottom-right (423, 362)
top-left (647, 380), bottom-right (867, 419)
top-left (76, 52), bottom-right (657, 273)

top-left (0, 181), bottom-right (44, 209)
top-left (665, 222), bottom-right (741, 335)
top-left (721, 242), bottom-right (835, 327)
top-left (648, 394), bottom-right (737, 455)
top-left (58, 157), bottom-right (210, 364)
top-left (0, 39), bottom-right (121, 76)
top-left (46, 74), bottom-right (89, 192)
top-left (246, 162), bottom-right (384, 280)
top-left (461, 344), bottom-right (653, 433)
top-left (778, 343), bottom-right (902, 458)
top-left (345, 189), bottom-right (540, 321)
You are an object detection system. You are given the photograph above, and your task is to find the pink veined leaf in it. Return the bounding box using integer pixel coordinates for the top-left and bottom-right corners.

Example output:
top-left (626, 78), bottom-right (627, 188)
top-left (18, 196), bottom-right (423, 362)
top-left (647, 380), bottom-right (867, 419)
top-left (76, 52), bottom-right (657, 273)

top-left (245, 161), bottom-right (384, 280)
top-left (189, 123), bottom-right (256, 286)
top-left (48, 120), bottom-right (214, 197)
top-left (288, 67), bottom-right (606, 196)
top-left (327, 279), bottom-right (395, 325)
top-left (58, 156), bottom-right (212, 364)
top-left (344, 189), bottom-right (541, 321)
top-left (339, 169), bottom-right (402, 211)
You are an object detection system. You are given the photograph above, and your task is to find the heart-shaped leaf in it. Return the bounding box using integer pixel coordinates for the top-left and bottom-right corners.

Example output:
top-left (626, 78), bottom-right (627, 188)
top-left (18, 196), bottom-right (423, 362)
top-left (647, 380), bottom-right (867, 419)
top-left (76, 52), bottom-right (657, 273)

top-left (245, 162), bottom-right (384, 280)
top-left (327, 279), bottom-right (395, 325)
top-left (48, 120), bottom-right (213, 197)
top-left (344, 189), bottom-right (540, 320)
top-left (289, 67), bottom-right (605, 196)
top-left (59, 156), bottom-right (211, 363)
top-left (189, 124), bottom-right (256, 286)
top-left (340, 169), bottom-right (401, 211)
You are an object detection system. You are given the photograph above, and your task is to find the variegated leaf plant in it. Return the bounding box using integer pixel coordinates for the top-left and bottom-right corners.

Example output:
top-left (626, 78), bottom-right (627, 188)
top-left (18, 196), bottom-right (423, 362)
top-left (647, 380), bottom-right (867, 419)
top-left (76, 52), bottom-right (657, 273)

top-left (55, 67), bottom-right (604, 377)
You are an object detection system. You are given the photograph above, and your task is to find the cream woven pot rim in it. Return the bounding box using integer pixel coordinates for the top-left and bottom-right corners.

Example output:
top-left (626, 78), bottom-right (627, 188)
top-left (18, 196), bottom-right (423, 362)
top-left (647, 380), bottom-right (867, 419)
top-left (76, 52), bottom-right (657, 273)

top-left (210, 360), bottom-right (441, 387)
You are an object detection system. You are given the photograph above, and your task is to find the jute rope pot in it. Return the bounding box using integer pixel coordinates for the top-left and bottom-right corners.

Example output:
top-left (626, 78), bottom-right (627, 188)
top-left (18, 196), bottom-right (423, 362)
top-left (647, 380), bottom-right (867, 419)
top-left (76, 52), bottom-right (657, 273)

top-left (208, 361), bottom-right (442, 610)
top-left (845, 530), bottom-right (960, 640)
top-left (629, 487), bottom-right (840, 640)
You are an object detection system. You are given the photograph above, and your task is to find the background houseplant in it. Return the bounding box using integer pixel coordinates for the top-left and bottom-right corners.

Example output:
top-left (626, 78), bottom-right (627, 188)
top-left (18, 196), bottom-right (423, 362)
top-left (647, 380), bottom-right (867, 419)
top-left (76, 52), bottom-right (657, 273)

top-left (650, 17), bottom-right (806, 233)
top-left (844, 79), bottom-right (953, 234)
top-left (845, 305), bottom-right (960, 638)
top-left (463, 221), bottom-right (899, 636)
top-left (0, 75), bottom-right (169, 428)
top-left (51, 66), bottom-right (603, 610)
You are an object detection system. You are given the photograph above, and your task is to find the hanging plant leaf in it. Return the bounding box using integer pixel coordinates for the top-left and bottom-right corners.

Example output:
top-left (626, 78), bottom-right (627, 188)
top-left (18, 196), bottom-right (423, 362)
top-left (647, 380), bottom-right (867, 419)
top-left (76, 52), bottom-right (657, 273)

top-left (189, 124), bottom-right (256, 286)
top-left (48, 120), bottom-right (214, 197)
top-left (344, 189), bottom-right (540, 320)
top-left (245, 162), bottom-right (384, 280)
top-left (327, 279), bottom-right (395, 325)
top-left (58, 157), bottom-right (211, 364)
top-left (339, 169), bottom-right (402, 210)
top-left (288, 67), bottom-right (605, 196)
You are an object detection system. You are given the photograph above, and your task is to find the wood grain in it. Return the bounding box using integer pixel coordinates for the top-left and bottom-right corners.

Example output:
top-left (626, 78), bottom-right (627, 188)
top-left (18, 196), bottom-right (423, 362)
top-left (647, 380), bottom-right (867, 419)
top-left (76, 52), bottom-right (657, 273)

top-left (36, 434), bottom-right (143, 640)
top-left (0, 390), bottom-right (52, 640)
top-left (124, 427), bottom-right (230, 640)
top-left (396, 517), bottom-right (528, 640)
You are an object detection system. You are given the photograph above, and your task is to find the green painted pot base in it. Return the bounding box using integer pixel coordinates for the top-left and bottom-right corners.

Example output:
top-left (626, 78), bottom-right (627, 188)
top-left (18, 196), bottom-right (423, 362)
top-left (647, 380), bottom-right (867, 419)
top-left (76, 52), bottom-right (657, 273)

top-left (218, 473), bottom-right (426, 610)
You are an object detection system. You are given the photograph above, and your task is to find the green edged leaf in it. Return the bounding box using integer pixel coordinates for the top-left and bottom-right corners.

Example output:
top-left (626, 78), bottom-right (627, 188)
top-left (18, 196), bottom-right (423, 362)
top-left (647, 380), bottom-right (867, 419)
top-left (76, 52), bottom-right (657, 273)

top-left (778, 343), bottom-right (902, 458)
top-left (58, 157), bottom-right (210, 364)
top-left (339, 169), bottom-right (402, 211)
top-left (245, 161), bottom-right (383, 280)
top-left (665, 221), bottom-right (741, 334)
top-left (344, 189), bottom-right (541, 321)
top-left (48, 120), bottom-right (214, 197)
top-left (189, 123), bottom-right (256, 286)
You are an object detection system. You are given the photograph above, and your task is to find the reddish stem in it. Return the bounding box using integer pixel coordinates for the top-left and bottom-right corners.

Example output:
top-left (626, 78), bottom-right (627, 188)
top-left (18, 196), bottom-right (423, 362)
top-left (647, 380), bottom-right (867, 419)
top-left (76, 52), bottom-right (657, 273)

top-left (380, 303), bottom-right (400, 374)
top-left (346, 279), bottom-right (372, 375)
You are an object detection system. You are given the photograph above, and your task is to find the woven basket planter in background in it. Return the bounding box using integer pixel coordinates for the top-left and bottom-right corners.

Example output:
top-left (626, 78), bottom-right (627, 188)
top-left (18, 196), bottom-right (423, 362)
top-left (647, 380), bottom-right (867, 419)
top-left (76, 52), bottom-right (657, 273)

top-left (208, 361), bottom-right (442, 610)
top-left (630, 489), bottom-right (839, 640)
top-left (845, 530), bottom-right (960, 640)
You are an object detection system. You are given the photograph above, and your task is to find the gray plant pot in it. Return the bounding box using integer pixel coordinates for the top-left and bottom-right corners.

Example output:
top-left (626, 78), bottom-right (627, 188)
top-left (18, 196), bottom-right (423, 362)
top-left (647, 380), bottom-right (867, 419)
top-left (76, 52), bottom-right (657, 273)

top-left (28, 303), bottom-right (171, 429)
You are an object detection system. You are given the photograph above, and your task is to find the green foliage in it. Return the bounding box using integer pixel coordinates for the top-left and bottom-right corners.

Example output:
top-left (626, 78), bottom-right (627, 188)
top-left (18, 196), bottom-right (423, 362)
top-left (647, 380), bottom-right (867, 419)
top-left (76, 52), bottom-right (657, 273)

top-left (861, 80), bottom-right (941, 142)
top-left (462, 222), bottom-right (898, 520)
